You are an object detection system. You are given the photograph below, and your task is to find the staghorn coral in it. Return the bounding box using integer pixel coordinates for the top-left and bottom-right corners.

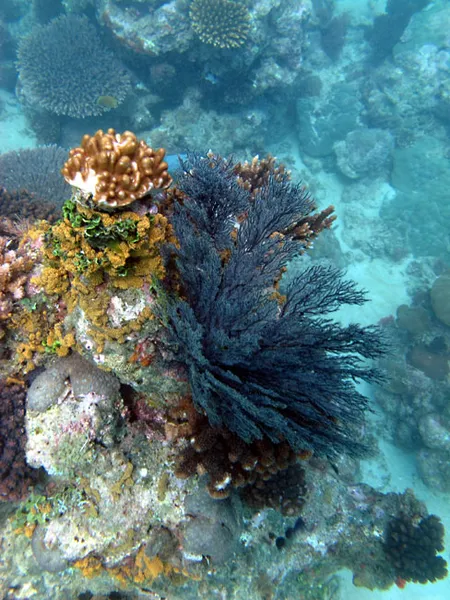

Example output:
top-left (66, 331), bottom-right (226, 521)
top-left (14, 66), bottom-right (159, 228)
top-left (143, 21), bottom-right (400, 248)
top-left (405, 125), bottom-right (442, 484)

top-left (167, 396), bottom-right (303, 499)
top-left (162, 153), bottom-right (385, 458)
top-left (384, 514), bottom-right (447, 584)
top-left (0, 145), bottom-right (70, 207)
top-left (0, 379), bottom-right (37, 502)
top-left (17, 15), bottom-right (130, 118)
top-left (62, 129), bottom-right (172, 210)
top-left (189, 0), bottom-right (250, 49)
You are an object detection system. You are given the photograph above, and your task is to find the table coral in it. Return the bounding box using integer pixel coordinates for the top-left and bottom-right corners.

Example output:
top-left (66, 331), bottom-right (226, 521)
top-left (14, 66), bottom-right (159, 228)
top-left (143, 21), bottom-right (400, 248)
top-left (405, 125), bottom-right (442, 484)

top-left (17, 15), bottom-right (130, 118)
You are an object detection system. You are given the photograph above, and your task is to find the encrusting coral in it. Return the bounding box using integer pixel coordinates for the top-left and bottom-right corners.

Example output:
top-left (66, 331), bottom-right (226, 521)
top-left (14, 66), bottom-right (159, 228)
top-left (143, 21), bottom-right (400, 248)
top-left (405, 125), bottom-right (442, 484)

top-left (189, 0), bottom-right (250, 49)
top-left (62, 129), bottom-right (172, 210)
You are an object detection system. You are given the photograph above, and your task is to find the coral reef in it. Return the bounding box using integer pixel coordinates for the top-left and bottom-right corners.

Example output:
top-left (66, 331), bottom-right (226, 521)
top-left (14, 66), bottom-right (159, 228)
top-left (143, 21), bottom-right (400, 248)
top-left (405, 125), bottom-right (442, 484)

top-left (0, 145), bottom-right (70, 206)
top-left (0, 126), bottom-right (447, 598)
top-left (163, 152), bottom-right (384, 457)
top-left (374, 275), bottom-right (450, 492)
top-left (333, 128), bottom-right (394, 180)
top-left (189, 0), bottom-right (250, 49)
top-left (365, 0), bottom-right (431, 64)
top-left (0, 379), bottom-right (37, 502)
top-left (384, 514), bottom-right (447, 584)
top-left (17, 15), bottom-right (130, 118)
top-left (62, 129), bottom-right (171, 210)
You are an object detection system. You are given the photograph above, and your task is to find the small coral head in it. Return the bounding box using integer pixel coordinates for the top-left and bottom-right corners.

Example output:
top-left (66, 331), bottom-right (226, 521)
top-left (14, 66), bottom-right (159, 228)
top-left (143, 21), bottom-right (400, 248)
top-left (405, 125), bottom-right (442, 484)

top-left (61, 129), bottom-right (172, 210)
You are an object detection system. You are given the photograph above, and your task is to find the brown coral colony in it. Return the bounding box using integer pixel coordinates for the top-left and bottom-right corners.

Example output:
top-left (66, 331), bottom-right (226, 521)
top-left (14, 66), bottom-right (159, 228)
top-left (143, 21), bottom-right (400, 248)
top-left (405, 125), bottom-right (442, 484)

top-left (62, 129), bottom-right (172, 210)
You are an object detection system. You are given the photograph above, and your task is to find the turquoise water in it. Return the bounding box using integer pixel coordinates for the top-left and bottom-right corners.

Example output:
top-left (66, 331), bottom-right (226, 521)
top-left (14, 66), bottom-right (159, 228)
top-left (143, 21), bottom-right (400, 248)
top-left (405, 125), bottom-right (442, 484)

top-left (0, 1), bottom-right (449, 598)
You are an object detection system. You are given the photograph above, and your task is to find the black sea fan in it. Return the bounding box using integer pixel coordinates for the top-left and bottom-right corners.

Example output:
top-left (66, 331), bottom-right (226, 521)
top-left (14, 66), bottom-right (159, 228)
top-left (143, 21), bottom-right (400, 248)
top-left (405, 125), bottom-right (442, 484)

top-left (17, 14), bottom-right (130, 118)
top-left (164, 154), bottom-right (385, 457)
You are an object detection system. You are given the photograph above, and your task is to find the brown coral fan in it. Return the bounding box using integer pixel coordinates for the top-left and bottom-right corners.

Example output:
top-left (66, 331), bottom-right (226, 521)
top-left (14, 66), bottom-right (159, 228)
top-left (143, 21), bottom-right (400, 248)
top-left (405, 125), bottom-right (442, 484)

top-left (0, 379), bottom-right (37, 502)
top-left (62, 129), bottom-right (172, 210)
top-left (189, 0), bottom-right (250, 49)
top-left (166, 396), bottom-right (301, 499)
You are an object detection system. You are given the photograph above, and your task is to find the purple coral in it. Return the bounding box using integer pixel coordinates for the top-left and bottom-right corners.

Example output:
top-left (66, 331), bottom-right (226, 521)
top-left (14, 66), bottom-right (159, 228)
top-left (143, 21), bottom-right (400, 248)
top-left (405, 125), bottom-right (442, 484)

top-left (0, 379), bottom-right (37, 502)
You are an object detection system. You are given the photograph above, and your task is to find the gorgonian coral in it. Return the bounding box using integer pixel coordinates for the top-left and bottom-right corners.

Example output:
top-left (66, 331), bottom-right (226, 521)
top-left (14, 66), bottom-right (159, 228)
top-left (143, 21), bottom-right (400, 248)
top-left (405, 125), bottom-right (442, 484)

top-left (162, 154), bottom-right (385, 457)
top-left (17, 15), bottom-right (130, 118)
top-left (189, 0), bottom-right (250, 49)
top-left (62, 129), bottom-right (172, 209)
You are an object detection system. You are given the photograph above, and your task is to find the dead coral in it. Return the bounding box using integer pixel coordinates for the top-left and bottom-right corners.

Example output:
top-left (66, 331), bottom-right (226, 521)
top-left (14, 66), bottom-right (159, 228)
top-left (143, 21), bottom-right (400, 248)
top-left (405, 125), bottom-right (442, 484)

top-left (62, 129), bottom-right (172, 210)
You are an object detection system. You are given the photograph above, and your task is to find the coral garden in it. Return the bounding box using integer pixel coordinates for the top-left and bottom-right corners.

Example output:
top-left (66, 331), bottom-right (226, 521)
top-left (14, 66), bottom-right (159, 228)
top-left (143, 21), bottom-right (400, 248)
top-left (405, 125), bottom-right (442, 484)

top-left (0, 0), bottom-right (450, 597)
top-left (0, 128), bottom-right (447, 599)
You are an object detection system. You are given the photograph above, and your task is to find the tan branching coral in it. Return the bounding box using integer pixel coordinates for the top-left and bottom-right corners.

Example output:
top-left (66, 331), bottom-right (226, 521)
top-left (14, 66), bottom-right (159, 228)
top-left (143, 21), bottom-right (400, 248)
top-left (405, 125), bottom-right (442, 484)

top-left (189, 0), bottom-right (250, 49)
top-left (234, 154), bottom-right (336, 248)
top-left (62, 129), bottom-right (172, 210)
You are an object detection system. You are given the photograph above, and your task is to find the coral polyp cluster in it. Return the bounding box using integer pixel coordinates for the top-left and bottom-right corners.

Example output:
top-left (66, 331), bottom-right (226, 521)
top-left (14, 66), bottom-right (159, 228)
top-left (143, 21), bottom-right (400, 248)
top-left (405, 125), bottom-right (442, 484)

top-left (62, 129), bottom-right (172, 210)
top-left (189, 0), bottom-right (251, 49)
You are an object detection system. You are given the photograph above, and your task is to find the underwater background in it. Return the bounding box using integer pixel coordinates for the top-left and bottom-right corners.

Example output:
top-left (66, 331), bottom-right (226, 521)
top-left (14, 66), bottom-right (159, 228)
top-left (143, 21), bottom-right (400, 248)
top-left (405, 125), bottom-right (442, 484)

top-left (0, 0), bottom-right (449, 599)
